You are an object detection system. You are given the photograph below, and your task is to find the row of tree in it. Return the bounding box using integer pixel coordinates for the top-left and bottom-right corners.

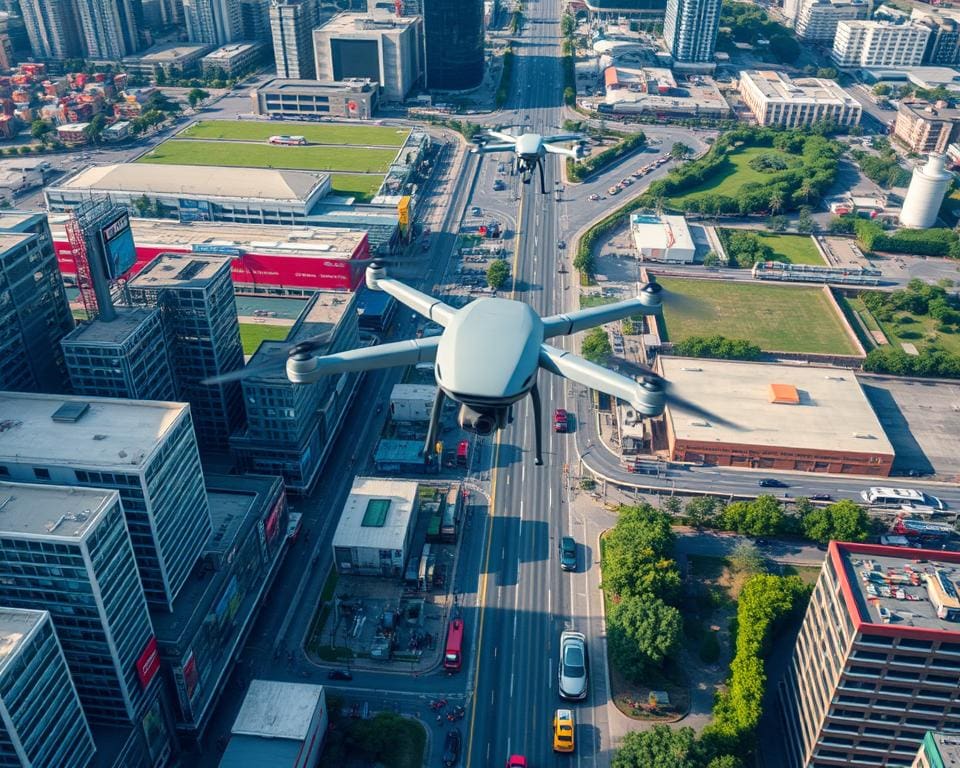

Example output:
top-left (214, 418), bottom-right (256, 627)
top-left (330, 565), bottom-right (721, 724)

top-left (566, 131), bottom-right (647, 182)
top-left (496, 45), bottom-right (515, 109)
top-left (855, 219), bottom-right (960, 259)
top-left (671, 335), bottom-right (762, 361)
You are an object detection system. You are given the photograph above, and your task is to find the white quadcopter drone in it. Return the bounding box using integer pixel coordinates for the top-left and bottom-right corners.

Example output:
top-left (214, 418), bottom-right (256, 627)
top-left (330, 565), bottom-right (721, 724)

top-left (212, 263), bottom-right (721, 466)
top-left (472, 130), bottom-right (584, 194)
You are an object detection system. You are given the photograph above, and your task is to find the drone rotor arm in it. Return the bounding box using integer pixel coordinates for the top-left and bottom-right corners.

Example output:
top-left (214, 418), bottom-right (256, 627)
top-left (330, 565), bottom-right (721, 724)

top-left (543, 133), bottom-right (584, 144)
top-left (485, 130), bottom-right (518, 143)
top-left (372, 277), bottom-right (458, 326)
top-left (538, 344), bottom-right (666, 417)
top-left (287, 337), bottom-right (440, 384)
top-left (543, 143), bottom-right (580, 161)
top-left (472, 142), bottom-right (518, 155)
top-left (541, 297), bottom-right (659, 339)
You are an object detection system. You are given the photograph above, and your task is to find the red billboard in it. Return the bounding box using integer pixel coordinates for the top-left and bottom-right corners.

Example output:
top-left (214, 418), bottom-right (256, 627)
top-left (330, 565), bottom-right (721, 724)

top-left (264, 496), bottom-right (283, 544)
top-left (136, 636), bottom-right (160, 690)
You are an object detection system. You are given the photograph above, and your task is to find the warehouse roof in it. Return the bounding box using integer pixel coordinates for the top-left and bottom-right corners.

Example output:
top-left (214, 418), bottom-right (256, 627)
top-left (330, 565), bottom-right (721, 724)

top-left (332, 477), bottom-right (418, 551)
top-left (57, 163), bottom-right (329, 203)
top-left (231, 680), bottom-right (324, 740)
top-left (658, 357), bottom-right (895, 455)
top-left (0, 392), bottom-right (187, 469)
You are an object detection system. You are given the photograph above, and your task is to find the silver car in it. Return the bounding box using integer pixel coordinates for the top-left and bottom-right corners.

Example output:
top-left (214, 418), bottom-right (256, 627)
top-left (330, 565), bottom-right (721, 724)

top-left (558, 630), bottom-right (588, 700)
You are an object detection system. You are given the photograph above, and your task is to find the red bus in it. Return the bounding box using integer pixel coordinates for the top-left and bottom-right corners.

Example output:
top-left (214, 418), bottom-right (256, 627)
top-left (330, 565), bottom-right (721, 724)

top-left (456, 441), bottom-right (469, 468)
top-left (444, 618), bottom-right (464, 672)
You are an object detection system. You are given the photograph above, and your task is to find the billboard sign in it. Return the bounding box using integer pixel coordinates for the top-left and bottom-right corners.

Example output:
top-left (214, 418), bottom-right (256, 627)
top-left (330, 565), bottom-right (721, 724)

top-left (173, 650), bottom-right (201, 719)
top-left (135, 636), bottom-right (160, 689)
top-left (99, 211), bottom-right (136, 279)
top-left (192, 243), bottom-right (243, 257)
top-left (264, 497), bottom-right (283, 545)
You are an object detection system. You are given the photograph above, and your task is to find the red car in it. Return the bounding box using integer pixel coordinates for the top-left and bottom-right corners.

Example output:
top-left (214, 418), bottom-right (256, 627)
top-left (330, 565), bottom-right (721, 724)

top-left (506, 757), bottom-right (527, 768)
top-left (553, 408), bottom-right (568, 433)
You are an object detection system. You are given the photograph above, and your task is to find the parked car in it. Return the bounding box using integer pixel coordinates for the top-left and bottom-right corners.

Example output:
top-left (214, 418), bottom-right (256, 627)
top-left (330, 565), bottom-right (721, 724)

top-left (810, 493), bottom-right (833, 502)
top-left (558, 631), bottom-right (588, 700)
top-left (559, 536), bottom-right (577, 571)
top-left (758, 478), bottom-right (789, 488)
top-left (443, 728), bottom-right (462, 767)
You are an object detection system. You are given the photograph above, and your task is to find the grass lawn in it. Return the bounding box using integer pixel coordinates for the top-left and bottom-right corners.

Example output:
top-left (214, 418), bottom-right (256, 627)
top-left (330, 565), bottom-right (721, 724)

top-left (657, 277), bottom-right (859, 355)
top-left (667, 146), bottom-right (800, 206)
top-left (328, 173), bottom-right (384, 201)
top-left (238, 322), bottom-right (291, 355)
top-left (781, 564), bottom-right (822, 586)
top-left (579, 293), bottom-right (617, 308)
top-left (139, 140), bottom-right (398, 174)
top-left (753, 232), bottom-right (824, 266)
top-left (880, 309), bottom-right (960, 355)
top-left (179, 120), bottom-right (410, 146)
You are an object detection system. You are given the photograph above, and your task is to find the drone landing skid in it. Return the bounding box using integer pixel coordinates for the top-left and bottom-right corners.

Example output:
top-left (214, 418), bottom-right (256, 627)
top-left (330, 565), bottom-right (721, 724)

top-left (530, 381), bottom-right (543, 466)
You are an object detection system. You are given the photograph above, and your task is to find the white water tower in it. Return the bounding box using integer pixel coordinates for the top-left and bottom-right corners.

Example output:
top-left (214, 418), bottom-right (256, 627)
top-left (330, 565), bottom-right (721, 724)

top-left (899, 153), bottom-right (953, 229)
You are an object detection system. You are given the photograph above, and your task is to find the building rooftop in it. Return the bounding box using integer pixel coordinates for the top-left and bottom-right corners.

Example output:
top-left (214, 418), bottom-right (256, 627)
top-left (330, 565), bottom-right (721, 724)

top-left (0, 210), bottom-right (43, 230)
top-left (0, 608), bottom-right (45, 669)
top-left (203, 41), bottom-right (264, 60)
top-left (318, 11), bottom-right (421, 34)
top-left (0, 231), bottom-right (33, 253)
top-left (0, 482), bottom-right (116, 539)
top-left (832, 542), bottom-right (960, 635)
top-left (630, 213), bottom-right (695, 252)
top-left (56, 163), bottom-right (329, 203)
top-left (58, 122), bottom-right (89, 131)
top-left (658, 357), bottom-right (895, 456)
top-left (128, 253), bottom-right (229, 289)
top-left (258, 77), bottom-right (376, 92)
top-left (928, 732), bottom-right (960, 766)
top-left (391, 383), bottom-right (437, 399)
top-left (61, 307), bottom-right (160, 346)
top-left (332, 477), bottom-right (418, 551)
top-left (231, 680), bottom-right (324, 740)
top-left (130, 43), bottom-right (211, 63)
top-left (374, 439), bottom-right (428, 465)
top-left (739, 70), bottom-right (859, 106)
top-left (899, 99), bottom-right (960, 121)
top-left (0, 391), bottom-right (187, 470)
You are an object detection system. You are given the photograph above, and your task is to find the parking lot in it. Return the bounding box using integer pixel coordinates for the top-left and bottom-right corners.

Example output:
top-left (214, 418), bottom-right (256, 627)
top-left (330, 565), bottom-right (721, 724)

top-left (860, 376), bottom-right (960, 480)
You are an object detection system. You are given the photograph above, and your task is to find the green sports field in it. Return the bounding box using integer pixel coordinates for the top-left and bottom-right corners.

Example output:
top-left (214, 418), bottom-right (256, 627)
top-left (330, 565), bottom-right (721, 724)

top-left (138, 140), bottom-right (398, 174)
top-left (657, 277), bottom-right (859, 355)
top-left (667, 147), bottom-right (800, 206)
top-left (179, 120), bottom-right (411, 146)
top-left (754, 232), bottom-right (824, 266)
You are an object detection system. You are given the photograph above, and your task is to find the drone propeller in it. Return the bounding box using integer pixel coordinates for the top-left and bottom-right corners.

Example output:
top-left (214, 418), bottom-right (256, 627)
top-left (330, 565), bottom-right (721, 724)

top-left (643, 274), bottom-right (699, 315)
top-left (201, 330), bottom-right (335, 386)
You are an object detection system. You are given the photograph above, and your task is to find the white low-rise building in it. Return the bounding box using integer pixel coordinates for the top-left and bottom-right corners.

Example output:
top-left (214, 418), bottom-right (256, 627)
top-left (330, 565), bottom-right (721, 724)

top-left (631, 213), bottom-right (696, 263)
top-left (795, 0), bottom-right (870, 41)
top-left (832, 20), bottom-right (931, 68)
top-left (390, 383), bottom-right (437, 422)
top-left (738, 70), bottom-right (862, 127)
top-left (332, 477), bottom-right (419, 576)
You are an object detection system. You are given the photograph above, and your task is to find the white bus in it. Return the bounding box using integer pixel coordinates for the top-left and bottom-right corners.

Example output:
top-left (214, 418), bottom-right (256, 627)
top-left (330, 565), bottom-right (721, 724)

top-left (268, 135), bottom-right (307, 146)
top-left (860, 487), bottom-right (946, 512)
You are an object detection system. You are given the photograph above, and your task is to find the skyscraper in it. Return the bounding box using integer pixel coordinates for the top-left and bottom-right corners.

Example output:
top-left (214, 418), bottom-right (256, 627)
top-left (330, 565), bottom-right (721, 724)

top-left (18, 0), bottom-right (82, 59)
top-left (126, 254), bottom-right (246, 449)
top-left (240, 0), bottom-right (273, 42)
top-left (422, 0), bottom-right (484, 90)
top-left (61, 307), bottom-right (177, 401)
top-left (73, 0), bottom-right (142, 59)
top-left (0, 211), bottom-right (74, 394)
top-left (0, 392), bottom-right (212, 611)
top-left (0, 608), bottom-right (95, 768)
top-left (270, 0), bottom-right (318, 78)
top-left (662, 0), bottom-right (722, 67)
top-left (183, 0), bottom-right (241, 45)
top-left (0, 484), bottom-right (158, 725)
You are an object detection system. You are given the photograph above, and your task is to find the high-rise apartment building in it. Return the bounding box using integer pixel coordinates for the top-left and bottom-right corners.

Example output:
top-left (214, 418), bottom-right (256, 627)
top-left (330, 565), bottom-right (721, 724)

top-left (0, 608), bottom-right (95, 768)
top-left (0, 484), bottom-right (158, 725)
top-left (17, 0), bottom-right (82, 59)
top-left (832, 20), bottom-right (931, 67)
top-left (662, 0), bottom-right (722, 67)
top-left (422, 0), bottom-right (484, 90)
top-left (795, 0), bottom-right (870, 42)
top-left (781, 542), bottom-right (960, 767)
top-left (0, 392), bottom-right (212, 611)
top-left (893, 100), bottom-right (960, 154)
top-left (62, 307), bottom-right (177, 401)
top-left (73, 0), bottom-right (142, 59)
top-left (230, 291), bottom-right (362, 493)
top-left (240, 0), bottom-right (273, 42)
top-left (0, 212), bottom-right (74, 395)
top-left (126, 254), bottom-right (246, 449)
top-left (270, 0), bottom-right (318, 78)
top-left (183, 0), bottom-right (241, 45)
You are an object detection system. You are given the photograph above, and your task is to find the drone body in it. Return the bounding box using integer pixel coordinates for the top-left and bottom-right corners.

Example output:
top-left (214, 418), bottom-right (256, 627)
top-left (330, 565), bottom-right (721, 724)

top-left (472, 130), bottom-right (584, 193)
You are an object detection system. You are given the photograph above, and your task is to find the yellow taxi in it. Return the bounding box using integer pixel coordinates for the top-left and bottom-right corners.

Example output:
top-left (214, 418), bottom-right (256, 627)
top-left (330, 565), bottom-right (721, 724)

top-left (553, 708), bottom-right (575, 753)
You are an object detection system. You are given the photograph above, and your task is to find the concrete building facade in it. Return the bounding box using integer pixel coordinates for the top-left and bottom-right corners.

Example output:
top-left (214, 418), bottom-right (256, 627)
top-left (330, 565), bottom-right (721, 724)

top-left (252, 77), bottom-right (378, 119)
top-left (313, 12), bottom-right (423, 101)
top-left (201, 40), bottom-right (267, 76)
top-left (912, 732), bottom-right (960, 767)
top-left (422, 0), bottom-right (484, 90)
top-left (18, 0), bottom-right (81, 59)
top-left (781, 543), bottom-right (960, 767)
top-left (61, 307), bottom-right (177, 402)
top-left (662, 0), bottom-right (722, 66)
top-left (795, 0), bottom-right (870, 42)
top-left (894, 100), bottom-right (960, 153)
top-left (270, 0), bottom-right (318, 79)
top-left (0, 211), bottom-right (74, 395)
top-left (0, 392), bottom-right (212, 611)
top-left (73, 0), bottom-right (141, 60)
top-left (126, 254), bottom-right (245, 450)
top-left (0, 608), bottom-right (95, 768)
top-left (833, 20), bottom-right (931, 68)
top-left (182, 0), bottom-right (241, 46)
top-left (738, 70), bottom-right (862, 127)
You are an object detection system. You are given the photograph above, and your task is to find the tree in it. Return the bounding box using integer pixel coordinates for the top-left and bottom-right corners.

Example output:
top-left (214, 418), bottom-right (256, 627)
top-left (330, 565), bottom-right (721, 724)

top-left (768, 215), bottom-right (787, 232)
top-left (132, 195), bottom-right (152, 217)
top-left (671, 141), bottom-right (691, 160)
top-left (581, 327), bottom-right (612, 365)
top-left (707, 756), bottom-right (744, 768)
top-left (801, 499), bottom-right (872, 544)
top-left (720, 496), bottom-right (784, 536)
top-left (563, 86), bottom-right (576, 105)
top-left (187, 87), bottom-right (209, 108)
top-left (816, 67), bottom-right (838, 79)
top-left (608, 596), bottom-right (682, 681)
top-left (685, 496), bottom-right (719, 529)
top-left (573, 249), bottom-right (595, 276)
top-left (703, 250), bottom-right (720, 267)
top-left (796, 206), bottom-right (816, 234)
top-left (83, 113), bottom-right (106, 144)
top-left (612, 725), bottom-right (704, 768)
top-left (561, 13), bottom-right (575, 36)
top-left (662, 496), bottom-right (683, 516)
top-left (30, 119), bottom-right (52, 142)
top-left (730, 541), bottom-right (765, 574)
top-left (873, 83), bottom-right (891, 96)
top-left (768, 188), bottom-right (784, 214)
top-left (602, 504), bottom-right (681, 601)
top-left (769, 33), bottom-right (800, 63)
top-left (486, 258), bottom-right (510, 291)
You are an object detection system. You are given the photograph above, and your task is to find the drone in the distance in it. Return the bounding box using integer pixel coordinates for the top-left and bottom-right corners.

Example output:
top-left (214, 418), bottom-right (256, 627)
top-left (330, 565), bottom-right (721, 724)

top-left (211, 263), bottom-right (722, 467)
top-left (472, 130), bottom-right (584, 194)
